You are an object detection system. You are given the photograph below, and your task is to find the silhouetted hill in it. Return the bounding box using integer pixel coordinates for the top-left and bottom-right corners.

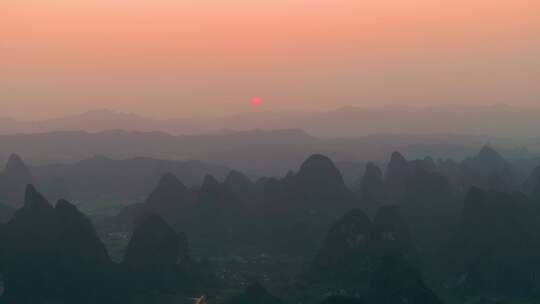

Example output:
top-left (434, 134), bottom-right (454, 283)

top-left (381, 152), bottom-right (453, 201)
top-left (2, 185), bottom-right (114, 303)
top-left (123, 214), bottom-right (188, 292)
top-left (54, 199), bottom-right (111, 263)
top-left (3, 142), bottom-right (540, 303)
top-left (0, 154), bottom-right (32, 207)
top-left (0, 129), bottom-right (319, 177)
top-left (310, 205), bottom-right (417, 294)
top-left (146, 173), bottom-right (191, 206)
top-left (445, 187), bottom-right (540, 297)
top-left (195, 175), bottom-right (246, 241)
top-left (296, 154), bottom-right (345, 185)
top-left (283, 154), bottom-right (357, 212)
top-left (7, 184), bottom-right (57, 238)
top-left (118, 154), bottom-right (359, 256)
top-left (224, 170), bottom-right (256, 204)
top-left (252, 154), bottom-right (361, 254)
top-left (118, 172), bottom-right (248, 253)
top-left (362, 152), bottom-right (460, 252)
top-left (358, 162), bottom-right (385, 201)
top-left (460, 146), bottom-right (517, 192)
top-left (117, 172), bottom-right (196, 226)
top-left (386, 152), bottom-right (410, 186)
top-left (31, 155), bottom-right (230, 202)
top-left (309, 209), bottom-right (374, 293)
top-left (356, 163), bottom-right (387, 215)
top-left (0, 186), bottom-right (217, 303)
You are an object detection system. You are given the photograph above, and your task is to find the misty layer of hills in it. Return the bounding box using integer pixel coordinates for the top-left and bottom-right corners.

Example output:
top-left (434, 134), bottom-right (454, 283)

top-left (0, 153), bottom-right (230, 206)
top-left (0, 127), bottom-right (539, 179)
top-left (3, 105), bottom-right (540, 138)
top-left (3, 144), bottom-right (540, 303)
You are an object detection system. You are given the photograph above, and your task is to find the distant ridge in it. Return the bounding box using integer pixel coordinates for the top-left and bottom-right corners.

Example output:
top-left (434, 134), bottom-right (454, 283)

top-left (0, 128), bottom-right (536, 178)
top-left (2, 104), bottom-right (540, 137)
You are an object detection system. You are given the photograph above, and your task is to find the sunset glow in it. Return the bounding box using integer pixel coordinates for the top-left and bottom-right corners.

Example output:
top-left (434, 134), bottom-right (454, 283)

top-left (1, 0), bottom-right (540, 119)
top-left (250, 97), bottom-right (263, 107)
top-left (3, 3), bottom-right (540, 303)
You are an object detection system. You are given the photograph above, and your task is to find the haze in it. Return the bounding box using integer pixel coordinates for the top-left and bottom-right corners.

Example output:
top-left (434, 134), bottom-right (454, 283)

top-left (2, 0), bottom-right (540, 119)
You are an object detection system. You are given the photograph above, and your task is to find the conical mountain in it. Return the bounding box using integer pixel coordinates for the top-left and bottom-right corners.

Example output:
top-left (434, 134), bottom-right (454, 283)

top-left (195, 175), bottom-right (246, 239)
top-left (449, 187), bottom-right (499, 262)
top-left (460, 146), bottom-right (516, 192)
top-left (358, 162), bottom-right (387, 215)
top-left (296, 154), bottom-right (346, 187)
top-left (7, 184), bottom-right (56, 239)
top-left (7, 186), bottom-right (108, 259)
top-left (122, 213), bottom-right (189, 294)
top-left (118, 173), bottom-right (195, 226)
top-left (124, 214), bottom-right (187, 272)
top-left (445, 187), bottom-right (540, 296)
top-left (224, 170), bottom-right (256, 203)
top-left (146, 173), bottom-right (189, 206)
top-left (200, 174), bottom-right (222, 195)
top-left (4, 154), bottom-right (31, 179)
top-left (255, 154), bottom-right (356, 218)
top-left (285, 154), bottom-right (356, 212)
top-left (385, 152), bottom-right (409, 185)
top-left (359, 162), bottom-right (385, 200)
top-left (55, 199), bottom-right (110, 263)
top-left (409, 160), bottom-right (452, 196)
top-left (199, 175), bottom-right (244, 211)
top-left (145, 172), bottom-right (196, 216)
top-left (452, 187), bottom-right (533, 258)
top-left (254, 159), bottom-right (354, 255)
top-left (3, 186), bottom-right (113, 302)
top-left (477, 146), bottom-right (506, 164)
top-left (384, 152), bottom-right (452, 200)
top-left (225, 170), bottom-right (253, 189)
top-left (23, 184), bottom-right (51, 210)
top-left (0, 154), bottom-right (33, 207)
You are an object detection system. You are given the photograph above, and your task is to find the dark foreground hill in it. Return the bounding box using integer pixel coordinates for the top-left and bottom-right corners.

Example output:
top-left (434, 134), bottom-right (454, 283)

top-left (0, 185), bottom-right (215, 304)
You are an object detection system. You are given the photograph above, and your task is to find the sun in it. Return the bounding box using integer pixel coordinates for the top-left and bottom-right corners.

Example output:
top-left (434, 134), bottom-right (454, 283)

top-left (250, 97), bottom-right (263, 106)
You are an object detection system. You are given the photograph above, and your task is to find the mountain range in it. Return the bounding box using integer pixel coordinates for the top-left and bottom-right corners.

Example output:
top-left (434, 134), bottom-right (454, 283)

top-left (0, 128), bottom-right (538, 179)
top-left (3, 146), bottom-right (540, 302)
top-left (3, 104), bottom-right (540, 138)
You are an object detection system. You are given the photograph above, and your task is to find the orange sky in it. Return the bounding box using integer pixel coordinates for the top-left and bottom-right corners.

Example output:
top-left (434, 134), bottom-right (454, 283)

top-left (1, 0), bottom-right (540, 119)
